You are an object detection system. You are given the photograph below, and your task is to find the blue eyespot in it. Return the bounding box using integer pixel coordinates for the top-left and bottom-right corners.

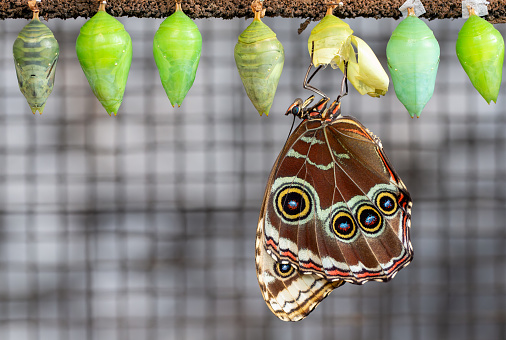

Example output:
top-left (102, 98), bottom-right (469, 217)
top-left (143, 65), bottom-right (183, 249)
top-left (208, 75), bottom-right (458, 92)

top-left (364, 214), bottom-right (378, 226)
top-left (280, 263), bottom-right (291, 273)
top-left (287, 200), bottom-right (299, 210)
top-left (275, 185), bottom-right (312, 222)
top-left (376, 192), bottom-right (398, 216)
top-left (274, 262), bottom-right (295, 278)
top-left (338, 221), bottom-right (351, 230)
top-left (357, 205), bottom-right (382, 234)
top-left (331, 211), bottom-right (356, 240)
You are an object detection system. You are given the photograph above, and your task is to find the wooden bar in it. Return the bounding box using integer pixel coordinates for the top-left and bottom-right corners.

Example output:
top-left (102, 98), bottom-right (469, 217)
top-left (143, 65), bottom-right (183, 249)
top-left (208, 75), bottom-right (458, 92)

top-left (2, 0), bottom-right (506, 23)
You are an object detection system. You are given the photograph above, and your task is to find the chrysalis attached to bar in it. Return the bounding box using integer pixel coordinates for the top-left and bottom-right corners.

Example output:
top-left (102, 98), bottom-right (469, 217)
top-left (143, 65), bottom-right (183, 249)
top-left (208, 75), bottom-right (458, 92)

top-left (76, 0), bottom-right (132, 116)
top-left (153, 0), bottom-right (202, 108)
top-left (387, 2), bottom-right (440, 118)
top-left (13, 1), bottom-right (59, 114)
top-left (456, 2), bottom-right (504, 104)
top-left (234, 0), bottom-right (284, 116)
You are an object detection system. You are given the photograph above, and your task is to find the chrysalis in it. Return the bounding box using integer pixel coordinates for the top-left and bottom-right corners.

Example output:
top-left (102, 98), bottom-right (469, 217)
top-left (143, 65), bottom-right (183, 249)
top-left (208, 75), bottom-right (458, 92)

top-left (153, 0), bottom-right (202, 108)
top-left (234, 1), bottom-right (284, 116)
top-left (456, 7), bottom-right (504, 104)
top-left (307, 9), bottom-right (354, 68)
top-left (387, 8), bottom-right (440, 118)
top-left (308, 5), bottom-right (388, 97)
top-left (75, 1), bottom-right (132, 116)
top-left (13, 3), bottom-right (59, 115)
top-left (338, 36), bottom-right (389, 97)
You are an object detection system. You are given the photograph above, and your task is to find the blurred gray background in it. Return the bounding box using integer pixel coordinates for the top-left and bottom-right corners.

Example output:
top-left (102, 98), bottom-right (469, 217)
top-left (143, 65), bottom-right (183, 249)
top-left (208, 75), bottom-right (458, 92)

top-left (0, 14), bottom-right (505, 340)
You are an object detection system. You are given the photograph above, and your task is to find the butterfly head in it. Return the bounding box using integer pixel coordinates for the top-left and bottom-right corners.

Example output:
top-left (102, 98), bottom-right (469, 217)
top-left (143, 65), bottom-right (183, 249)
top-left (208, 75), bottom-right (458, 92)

top-left (285, 96), bottom-right (315, 119)
top-left (286, 95), bottom-right (334, 120)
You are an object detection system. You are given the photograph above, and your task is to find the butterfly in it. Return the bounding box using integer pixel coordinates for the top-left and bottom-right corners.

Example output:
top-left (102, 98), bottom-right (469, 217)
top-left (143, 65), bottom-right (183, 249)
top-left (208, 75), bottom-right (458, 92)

top-left (255, 56), bottom-right (413, 321)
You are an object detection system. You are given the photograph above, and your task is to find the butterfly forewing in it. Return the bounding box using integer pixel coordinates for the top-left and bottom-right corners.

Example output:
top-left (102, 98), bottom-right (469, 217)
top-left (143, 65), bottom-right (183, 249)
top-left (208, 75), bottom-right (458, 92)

top-left (259, 116), bottom-right (412, 285)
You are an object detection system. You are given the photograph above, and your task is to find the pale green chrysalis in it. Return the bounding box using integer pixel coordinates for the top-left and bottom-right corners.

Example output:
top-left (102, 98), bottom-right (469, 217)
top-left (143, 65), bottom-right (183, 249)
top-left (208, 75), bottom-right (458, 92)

top-left (307, 11), bottom-right (354, 68)
top-left (153, 1), bottom-right (202, 108)
top-left (234, 6), bottom-right (284, 116)
top-left (76, 2), bottom-right (132, 116)
top-left (13, 10), bottom-right (59, 115)
top-left (456, 10), bottom-right (504, 104)
top-left (308, 7), bottom-right (388, 98)
top-left (387, 10), bottom-right (440, 118)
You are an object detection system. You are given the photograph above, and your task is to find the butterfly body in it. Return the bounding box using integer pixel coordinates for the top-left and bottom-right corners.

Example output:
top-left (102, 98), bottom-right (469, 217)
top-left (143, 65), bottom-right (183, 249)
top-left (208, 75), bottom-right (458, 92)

top-left (256, 103), bottom-right (412, 320)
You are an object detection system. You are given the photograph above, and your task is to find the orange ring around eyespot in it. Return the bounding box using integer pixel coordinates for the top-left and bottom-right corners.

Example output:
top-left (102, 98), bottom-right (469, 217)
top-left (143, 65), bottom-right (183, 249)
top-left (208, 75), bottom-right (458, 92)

top-left (274, 263), bottom-right (295, 278)
top-left (276, 187), bottom-right (311, 221)
top-left (357, 205), bottom-right (382, 234)
top-left (376, 191), bottom-right (398, 216)
top-left (332, 211), bottom-right (356, 240)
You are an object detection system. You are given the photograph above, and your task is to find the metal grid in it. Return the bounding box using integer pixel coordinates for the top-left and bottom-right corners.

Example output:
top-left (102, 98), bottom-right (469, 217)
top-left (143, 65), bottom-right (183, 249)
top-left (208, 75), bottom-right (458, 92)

top-left (0, 14), bottom-right (505, 340)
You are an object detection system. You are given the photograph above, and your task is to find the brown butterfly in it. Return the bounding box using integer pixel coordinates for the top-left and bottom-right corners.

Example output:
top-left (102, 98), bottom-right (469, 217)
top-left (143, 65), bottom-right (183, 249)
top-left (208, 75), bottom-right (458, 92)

top-left (255, 58), bottom-right (413, 321)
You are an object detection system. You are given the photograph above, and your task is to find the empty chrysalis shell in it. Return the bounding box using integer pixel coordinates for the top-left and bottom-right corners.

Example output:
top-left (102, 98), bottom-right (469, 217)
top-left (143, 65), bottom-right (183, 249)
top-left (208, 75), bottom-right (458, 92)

top-left (153, 5), bottom-right (202, 108)
top-left (387, 13), bottom-right (440, 118)
top-left (307, 13), bottom-right (354, 68)
top-left (234, 16), bottom-right (284, 116)
top-left (76, 9), bottom-right (132, 116)
top-left (308, 10), bottom-right (387, 97)
top-left (13, 17), bottom-right (59, 114)
top-left (456, 13), bottom-right (504, 104)
top-left (338, 35), bottom-right (389, 97)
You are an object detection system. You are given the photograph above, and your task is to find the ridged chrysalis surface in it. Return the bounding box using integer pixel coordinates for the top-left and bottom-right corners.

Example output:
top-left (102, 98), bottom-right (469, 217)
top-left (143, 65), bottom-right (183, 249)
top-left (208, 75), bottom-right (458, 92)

top-left (13, 18), bottom-right (59, 114)
top-left (153, 9), bottom-right (202, 107)
top-left (76, 10), bottom-right (132, 116)
top-left (456, 14), bottom-right (504, 104)
top-left (387, 15), bottom-right (440, 117)
top-left (234, 19), bottom-right (284, 116)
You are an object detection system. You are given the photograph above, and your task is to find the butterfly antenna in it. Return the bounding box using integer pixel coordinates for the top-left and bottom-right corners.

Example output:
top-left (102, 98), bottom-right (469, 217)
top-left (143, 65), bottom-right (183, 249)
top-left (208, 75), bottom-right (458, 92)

top-left (280, 114), bottom-right (298, 152)
top-left (303, 41), bottom-right (328, 100)
top-left (287, 114), bottom-right (297, 140)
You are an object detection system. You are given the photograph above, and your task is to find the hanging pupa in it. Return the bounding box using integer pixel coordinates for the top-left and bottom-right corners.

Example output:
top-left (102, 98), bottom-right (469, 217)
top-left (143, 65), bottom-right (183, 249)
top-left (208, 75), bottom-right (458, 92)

top-left (153, 0), bottom-right (202, 108)
top-left (386, 0), bottom-right (440, 118)
top-left (75, 0), bottom-right (132, 116)
top-left (234, 0), bottom-right (284, 116)
top-left (456, 1), bottom-right (504, 104)
top-left (13, 0), bottom-right (59, 114)
top-left (308, 4), bottom-right (388, 97)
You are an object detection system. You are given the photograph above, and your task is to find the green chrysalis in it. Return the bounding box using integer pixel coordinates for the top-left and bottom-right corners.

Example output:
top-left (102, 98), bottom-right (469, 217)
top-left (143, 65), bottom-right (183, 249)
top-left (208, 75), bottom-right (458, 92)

top-left (234, 6), bottom-right (284, 116)
top-left (456, 12), bottom-right (504, 104)
top-left (153, 2), bottom-right (202, 108)
top-left (76, 3), bottom-right (132, 116)
top-left (387, 12), bottom-right (440, 118)
top-left (13, 14), bottom-right (59, 115)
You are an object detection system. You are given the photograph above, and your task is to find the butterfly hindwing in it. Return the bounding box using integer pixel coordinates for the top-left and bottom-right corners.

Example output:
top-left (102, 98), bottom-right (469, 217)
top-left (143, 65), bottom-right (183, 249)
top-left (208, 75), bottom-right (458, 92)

top-left (256, 216), bottom-right (344, 321)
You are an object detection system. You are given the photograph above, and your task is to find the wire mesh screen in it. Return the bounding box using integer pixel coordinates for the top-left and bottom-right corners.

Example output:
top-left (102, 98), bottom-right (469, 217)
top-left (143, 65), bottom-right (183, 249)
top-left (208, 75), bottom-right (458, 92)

top-left (0, 15), bottom-right (505, 340)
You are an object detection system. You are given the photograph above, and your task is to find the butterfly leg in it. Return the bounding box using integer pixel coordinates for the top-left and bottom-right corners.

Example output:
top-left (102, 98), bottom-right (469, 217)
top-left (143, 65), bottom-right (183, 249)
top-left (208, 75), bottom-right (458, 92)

top-left (326, 62), bottom-right (349, 120)
top-left (303, 41), bottom-right (329, 101)
top-left (336, 61), bottom-right (349, 103)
